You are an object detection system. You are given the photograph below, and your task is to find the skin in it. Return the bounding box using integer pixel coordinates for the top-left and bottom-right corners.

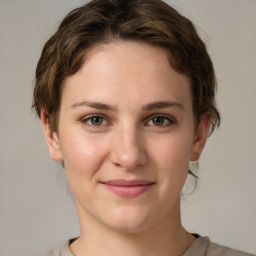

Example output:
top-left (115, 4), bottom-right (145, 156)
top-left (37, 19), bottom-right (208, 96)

top-left (42, 41), bottom-right (211, 256)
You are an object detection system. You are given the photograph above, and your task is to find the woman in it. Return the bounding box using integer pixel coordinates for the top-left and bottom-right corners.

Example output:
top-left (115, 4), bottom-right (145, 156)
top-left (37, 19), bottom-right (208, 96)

top-left (33, 0), bottom-right (254, 255)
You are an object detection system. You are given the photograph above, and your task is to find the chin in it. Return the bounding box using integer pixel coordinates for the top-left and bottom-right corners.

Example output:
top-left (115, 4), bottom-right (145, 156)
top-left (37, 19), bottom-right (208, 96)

top-left (102, 206), bottom-right (157, 234)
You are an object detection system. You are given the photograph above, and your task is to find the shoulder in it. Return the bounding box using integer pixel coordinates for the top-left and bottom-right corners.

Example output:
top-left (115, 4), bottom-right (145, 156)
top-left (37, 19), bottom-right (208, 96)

top-left (39, 240), bottom-right (74, 256)
top-left (207, 241), bottom-right (255, 256)
top-left (183, 237), bottom-right (255, 256)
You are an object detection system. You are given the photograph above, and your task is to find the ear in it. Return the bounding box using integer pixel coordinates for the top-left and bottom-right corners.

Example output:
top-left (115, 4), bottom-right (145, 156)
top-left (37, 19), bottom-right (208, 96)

top-left (190, 115), bottom-right (211, 161)
top-left (41, 111), bottom-right (63, 162)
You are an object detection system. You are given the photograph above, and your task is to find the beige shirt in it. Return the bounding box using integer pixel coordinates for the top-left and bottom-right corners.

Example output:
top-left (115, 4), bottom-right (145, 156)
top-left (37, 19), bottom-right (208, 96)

top-left (42, 237), bottom-right (255, 256)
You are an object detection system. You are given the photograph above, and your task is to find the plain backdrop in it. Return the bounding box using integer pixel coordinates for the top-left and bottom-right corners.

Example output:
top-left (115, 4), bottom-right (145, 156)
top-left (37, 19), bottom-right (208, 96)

top-left (0, 0), bottom-right (255, 255)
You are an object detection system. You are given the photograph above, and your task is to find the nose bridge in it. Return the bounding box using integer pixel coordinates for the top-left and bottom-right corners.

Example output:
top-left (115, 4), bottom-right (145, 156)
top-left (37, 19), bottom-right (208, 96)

top-left (109, 121), bottom-right (147, 170)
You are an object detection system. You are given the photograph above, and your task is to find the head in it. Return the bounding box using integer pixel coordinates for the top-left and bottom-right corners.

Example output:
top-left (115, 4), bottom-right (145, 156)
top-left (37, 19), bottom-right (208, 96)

top-left (32, 0), bottom-right (221, 234)
top-left (33, 0), bottom-right (220, 134)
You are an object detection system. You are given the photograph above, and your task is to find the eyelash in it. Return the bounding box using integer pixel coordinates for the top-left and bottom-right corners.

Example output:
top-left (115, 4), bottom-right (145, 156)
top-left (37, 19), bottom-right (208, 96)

top-left (145, 114), bottom-right (176, 127)
top-left (81, 114), bottom-right (109, 127)
top-left (80, 114), bottom-right (176, 128)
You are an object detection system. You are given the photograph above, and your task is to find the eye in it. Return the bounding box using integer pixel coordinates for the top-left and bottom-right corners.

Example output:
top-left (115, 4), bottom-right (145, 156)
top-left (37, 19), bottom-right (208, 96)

top-left (81, 115), bottom-right (108, 127)
top-left (146, 114), bottom-right (175, 127)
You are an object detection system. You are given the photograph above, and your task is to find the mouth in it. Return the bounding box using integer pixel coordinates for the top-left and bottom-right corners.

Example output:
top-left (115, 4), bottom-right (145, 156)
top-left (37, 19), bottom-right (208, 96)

top-left (100, 179), bottom-right (155, 198)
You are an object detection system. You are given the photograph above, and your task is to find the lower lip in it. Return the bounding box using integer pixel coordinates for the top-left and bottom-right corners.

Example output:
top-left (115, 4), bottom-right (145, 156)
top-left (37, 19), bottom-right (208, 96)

top-left (102, 184), bottom-right (153, 198)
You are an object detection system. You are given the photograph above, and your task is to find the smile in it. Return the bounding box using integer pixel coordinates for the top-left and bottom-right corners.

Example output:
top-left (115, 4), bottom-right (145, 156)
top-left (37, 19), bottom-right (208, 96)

top-left (100, 180), bottom-right (155, 198)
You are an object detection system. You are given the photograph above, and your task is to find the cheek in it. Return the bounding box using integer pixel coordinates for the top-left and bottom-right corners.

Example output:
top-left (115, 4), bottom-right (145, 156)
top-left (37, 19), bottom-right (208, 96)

top-left (150, 133), bottom-right (193, 187)
top-left (151, 133), bottom-right (193, 167)
top-left (59, 132), bottom-right (109, 180)
top-left (60, 135), bottom-right (111, 206)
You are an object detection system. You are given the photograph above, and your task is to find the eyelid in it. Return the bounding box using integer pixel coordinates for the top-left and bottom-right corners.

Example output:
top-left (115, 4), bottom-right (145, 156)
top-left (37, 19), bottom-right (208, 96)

top-left (79, 113), bottom-right (176, 128)
top-left (80, 114), bottom-right (110, 126)
top-left (144, 114), bottom-right (176, 126)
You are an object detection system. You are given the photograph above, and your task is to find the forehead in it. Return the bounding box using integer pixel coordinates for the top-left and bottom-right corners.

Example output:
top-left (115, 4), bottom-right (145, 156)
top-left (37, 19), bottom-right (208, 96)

top-left (62, 41), bottom-right (192, 110)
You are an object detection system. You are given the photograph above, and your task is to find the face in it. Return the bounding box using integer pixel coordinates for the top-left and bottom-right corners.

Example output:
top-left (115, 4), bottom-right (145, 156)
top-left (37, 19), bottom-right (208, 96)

top-left (43, 41), bottom-right (210, 234)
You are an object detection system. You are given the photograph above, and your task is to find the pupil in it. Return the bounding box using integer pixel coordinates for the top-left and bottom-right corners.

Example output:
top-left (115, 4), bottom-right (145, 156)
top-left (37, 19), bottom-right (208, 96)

top-left (92, 117), bottom-right (102, 125)
top-left (153, 117), bottom-right (164, 125)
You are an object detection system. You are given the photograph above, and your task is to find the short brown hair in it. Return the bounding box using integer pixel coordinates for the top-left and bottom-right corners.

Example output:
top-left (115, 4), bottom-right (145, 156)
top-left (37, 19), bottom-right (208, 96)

top-left (33, 0), bottom-right (220, 133)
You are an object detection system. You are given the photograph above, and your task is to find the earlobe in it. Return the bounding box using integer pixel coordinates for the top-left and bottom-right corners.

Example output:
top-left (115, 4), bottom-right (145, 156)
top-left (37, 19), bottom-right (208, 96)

top-left (190, 115), bottom-right (211, 161)
top-left (41, 112), bottom-right (63, 162)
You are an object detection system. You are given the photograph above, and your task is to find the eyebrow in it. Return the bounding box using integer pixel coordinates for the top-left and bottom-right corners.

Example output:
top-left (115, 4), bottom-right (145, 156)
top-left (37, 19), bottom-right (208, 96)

top-left (71, 100), bottom-right (184, 111)
top-left (142, 101), bottom-right (184, 111)
top-left (71, 101), bottom-right (117, 111)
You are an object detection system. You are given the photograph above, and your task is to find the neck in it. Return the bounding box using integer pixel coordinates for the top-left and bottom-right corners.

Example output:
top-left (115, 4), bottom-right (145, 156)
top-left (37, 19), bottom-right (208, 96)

top-left (70, 199), bottom-right (195, 256)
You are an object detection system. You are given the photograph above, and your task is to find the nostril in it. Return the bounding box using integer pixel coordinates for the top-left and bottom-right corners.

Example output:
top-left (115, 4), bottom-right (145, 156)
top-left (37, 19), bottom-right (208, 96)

top-left (108, 136), bottom-right (147, 170)
top-left (114, 162), bottom-right (122, 168)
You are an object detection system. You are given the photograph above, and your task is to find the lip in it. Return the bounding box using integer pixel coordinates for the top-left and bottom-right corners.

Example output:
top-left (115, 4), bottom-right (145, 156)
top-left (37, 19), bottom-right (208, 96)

top-left (100, 179), bottom-right (155, 198)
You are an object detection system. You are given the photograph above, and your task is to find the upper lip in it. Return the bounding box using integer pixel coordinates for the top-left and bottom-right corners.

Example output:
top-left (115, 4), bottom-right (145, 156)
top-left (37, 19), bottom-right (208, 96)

top-left (101, 179), bottom-right (155, 186)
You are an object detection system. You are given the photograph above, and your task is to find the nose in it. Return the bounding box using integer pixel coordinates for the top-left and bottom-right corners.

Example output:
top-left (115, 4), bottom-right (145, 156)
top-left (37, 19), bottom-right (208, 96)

top-left (109, 124), bottom-right (147, 171)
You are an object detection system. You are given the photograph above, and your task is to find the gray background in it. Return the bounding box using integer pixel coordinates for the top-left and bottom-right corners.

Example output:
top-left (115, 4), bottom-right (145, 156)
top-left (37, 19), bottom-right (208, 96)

top-left (0, 0), bottom-right (255, 255)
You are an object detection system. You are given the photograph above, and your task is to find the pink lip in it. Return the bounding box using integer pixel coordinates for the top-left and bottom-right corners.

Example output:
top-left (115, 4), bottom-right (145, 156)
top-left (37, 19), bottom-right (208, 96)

top-left (100, 180), bottom-right (155, 198)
